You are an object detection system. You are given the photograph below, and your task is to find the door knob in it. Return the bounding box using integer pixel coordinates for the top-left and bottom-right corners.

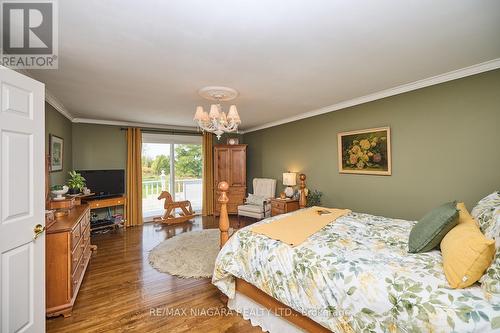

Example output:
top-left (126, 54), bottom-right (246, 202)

top-left (33, 224), bottom-right (45, 240)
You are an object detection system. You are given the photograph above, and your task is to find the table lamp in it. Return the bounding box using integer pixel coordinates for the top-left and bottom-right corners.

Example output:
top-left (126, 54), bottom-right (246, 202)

top-left (283, 172), bottom-right (296, 198)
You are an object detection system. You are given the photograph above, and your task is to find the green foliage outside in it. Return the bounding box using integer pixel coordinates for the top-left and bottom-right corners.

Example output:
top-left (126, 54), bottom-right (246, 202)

top-left (175, 144), bottom-right (202, 179)
top-left (142, 144), bottom-right (202, 180)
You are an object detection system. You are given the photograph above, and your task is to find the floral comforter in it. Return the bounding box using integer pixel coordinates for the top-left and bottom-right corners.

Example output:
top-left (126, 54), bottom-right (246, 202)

top-left (212, 209), bottom-right (500, 332)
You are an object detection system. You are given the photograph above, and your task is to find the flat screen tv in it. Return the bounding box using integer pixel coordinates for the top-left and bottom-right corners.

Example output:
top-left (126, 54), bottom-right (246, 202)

top-left (78, 169), bottom-right (125, 199)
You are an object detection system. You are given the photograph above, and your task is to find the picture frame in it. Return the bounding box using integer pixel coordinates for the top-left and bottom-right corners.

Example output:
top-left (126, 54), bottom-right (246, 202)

top-left (337, 127), bottom-right (391, 175)
top-left (49, 134), bottom-right (64, 172)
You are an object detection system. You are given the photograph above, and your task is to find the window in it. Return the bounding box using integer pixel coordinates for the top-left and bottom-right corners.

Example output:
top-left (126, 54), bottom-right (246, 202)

top-left (141, 133), bottom-right (202, 220)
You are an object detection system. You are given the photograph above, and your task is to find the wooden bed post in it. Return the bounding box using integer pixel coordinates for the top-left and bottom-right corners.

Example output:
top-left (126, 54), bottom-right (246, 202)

top-left (299, 173), bottom-right (307, 208)
top-left (218, 181), bottom-right (230, 248)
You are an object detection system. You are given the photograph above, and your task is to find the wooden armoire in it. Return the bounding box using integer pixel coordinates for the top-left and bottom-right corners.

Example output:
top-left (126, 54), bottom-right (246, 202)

top-left (214, 144), bottom-right (247, 215)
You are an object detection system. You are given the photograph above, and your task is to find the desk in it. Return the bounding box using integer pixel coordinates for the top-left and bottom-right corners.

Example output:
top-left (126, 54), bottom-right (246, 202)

top-left (82, 196), bottom-right (126, 230)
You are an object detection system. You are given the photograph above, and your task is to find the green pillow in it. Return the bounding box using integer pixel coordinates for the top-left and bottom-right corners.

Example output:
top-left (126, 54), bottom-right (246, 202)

top-left (408, 201), bottom-right (459, 253)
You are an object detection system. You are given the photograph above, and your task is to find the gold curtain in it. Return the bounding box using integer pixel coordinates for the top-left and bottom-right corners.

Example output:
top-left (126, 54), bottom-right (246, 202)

top-left (125, 128), bottom-right (143, 227)
top-left (202, 132), bottom-right (214, 216)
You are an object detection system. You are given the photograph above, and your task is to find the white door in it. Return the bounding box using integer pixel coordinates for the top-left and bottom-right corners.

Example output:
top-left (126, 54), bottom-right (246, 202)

top-left (0, 67), bottom-right (45, 333)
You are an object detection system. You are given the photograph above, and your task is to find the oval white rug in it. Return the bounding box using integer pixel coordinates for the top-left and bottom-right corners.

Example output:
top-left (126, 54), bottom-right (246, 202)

top-left (148, 228), bottom-right (221, 279)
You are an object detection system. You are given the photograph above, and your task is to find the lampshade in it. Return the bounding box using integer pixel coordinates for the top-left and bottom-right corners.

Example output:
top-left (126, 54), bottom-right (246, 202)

top-left (209, 104), bottom-right (220, 118)
top-left (283, 172), bottom-right (296, 186)
top-left (201, 110), bottom-right (210, 121)
top-left (227, 105), bottom-right (239, 119)
top-left (193, 106), bottom-right (204, 120)
top-left (220, 111), bottom-right (227, 123)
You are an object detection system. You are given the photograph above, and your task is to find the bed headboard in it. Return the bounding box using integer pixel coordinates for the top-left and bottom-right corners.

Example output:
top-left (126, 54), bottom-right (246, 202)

top-left (218, 174), bottom-right (307, 248)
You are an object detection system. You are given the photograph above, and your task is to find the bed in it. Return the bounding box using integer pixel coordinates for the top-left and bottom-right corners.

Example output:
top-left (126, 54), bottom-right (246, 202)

top-left (212, 181), bottom-right (500, 332)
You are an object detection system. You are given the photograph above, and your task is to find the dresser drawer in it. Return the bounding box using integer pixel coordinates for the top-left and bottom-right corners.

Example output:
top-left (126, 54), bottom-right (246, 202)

top-left (215, 190), bottom-right (245, 201)
top-left (271, 201), bottom-right (286, 210)
top-left (80, 211), bottom-right (90, 230)
top-left (70, 222), bottom-right (81, 251)
top-left (71, 243), bottom-right (90, 295)
top-left (215, 202), bottom-right (240, 214)
top-left (270, 199), bottom-right (299, 217)
top-left (82, 222), bottom-right (90, 242)
top-left (230, 187), bottom-right (246, 195)
top-left (83, 240), bottom-right (91, 261)
top-left (89, 197), bottom-right (125, 209)
top-left (271, 208), bottom-right (284, 216)
top-left (71, 238), bottom-right (85, 274)
top-left (71, 257), bottom-right (84, 295)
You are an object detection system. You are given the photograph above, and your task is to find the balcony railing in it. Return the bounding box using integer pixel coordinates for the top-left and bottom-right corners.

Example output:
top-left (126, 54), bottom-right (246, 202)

top-left (142, 177), bottom-right (202, 218)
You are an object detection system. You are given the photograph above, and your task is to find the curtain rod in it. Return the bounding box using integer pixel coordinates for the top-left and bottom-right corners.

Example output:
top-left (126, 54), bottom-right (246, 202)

top-left (120, 127), bottom-right (202, 136)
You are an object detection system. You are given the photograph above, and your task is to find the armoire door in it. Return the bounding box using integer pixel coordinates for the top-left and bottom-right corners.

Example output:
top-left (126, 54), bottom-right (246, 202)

top-left (214, 147), bottom-right (229, 184)
top-left (229, 147), bottom-right (246, 187)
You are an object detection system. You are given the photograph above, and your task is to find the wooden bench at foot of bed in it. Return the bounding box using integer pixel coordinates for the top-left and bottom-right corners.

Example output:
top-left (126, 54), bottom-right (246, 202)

top-left (217, 175), bottom-right (332, 333)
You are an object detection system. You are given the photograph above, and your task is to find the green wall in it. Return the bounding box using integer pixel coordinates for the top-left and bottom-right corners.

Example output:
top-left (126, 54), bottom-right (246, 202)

top-left (72, 123), bottom-right (127, 170)
top-left (45, 102), bottom-right (72, 186)
top-left (243, 69), bottom-right (500, 220)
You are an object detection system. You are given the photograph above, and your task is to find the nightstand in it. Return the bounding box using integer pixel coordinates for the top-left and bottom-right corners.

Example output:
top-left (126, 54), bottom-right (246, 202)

top-left (270, 198), bottom-right (300, 217)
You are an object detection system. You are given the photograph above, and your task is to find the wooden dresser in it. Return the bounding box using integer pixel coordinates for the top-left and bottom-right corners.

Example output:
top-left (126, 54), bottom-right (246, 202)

top-left (46, 204), bottom-right (91, 317)
top-left (214, 144), bottom-right (247, 215)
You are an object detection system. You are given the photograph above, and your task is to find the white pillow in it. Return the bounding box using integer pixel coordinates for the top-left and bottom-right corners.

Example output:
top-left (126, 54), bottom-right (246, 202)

top-left (480, 209), bottom-right (500, 294)
top-left (246, 193), bottom-right (266, 206)
top-left (473, 192), bottom-right (500, 294)
top-left (471, 191), bottom-right (500, 239)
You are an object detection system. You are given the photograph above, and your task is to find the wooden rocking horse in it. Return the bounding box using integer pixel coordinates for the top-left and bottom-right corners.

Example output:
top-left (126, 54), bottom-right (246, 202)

top-left (153, 191), bottom-right (195, 225)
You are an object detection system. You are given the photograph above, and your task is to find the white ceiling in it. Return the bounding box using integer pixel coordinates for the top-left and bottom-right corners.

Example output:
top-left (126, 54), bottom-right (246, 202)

top-left (30, 0), bottom-right (500, 130)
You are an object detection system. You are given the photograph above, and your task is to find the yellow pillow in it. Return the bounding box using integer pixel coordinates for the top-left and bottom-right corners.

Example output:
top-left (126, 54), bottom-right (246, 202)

top-left (440, 202), bottom-right (496, 288)
top-left (456, 202), bottom-right (478, 226)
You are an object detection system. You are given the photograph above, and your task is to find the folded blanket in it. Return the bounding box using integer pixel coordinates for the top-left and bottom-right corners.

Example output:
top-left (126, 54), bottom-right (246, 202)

top-left (251, 206), bottom-right (351, 246)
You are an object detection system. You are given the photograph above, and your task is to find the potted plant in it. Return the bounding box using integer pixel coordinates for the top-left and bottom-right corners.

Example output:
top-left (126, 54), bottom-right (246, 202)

top-left (306, 189), bottom-right (323, 207)
top-left (67, 171), bottom-right (86, 195)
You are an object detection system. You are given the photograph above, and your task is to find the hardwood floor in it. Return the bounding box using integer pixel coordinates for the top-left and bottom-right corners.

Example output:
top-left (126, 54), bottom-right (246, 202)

top-left (46, 216), bottom-right (262, 333)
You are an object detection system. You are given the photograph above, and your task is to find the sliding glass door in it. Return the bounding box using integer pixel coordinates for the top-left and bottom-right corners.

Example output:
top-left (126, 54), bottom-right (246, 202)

top-left (174, 144), bottom-right (203, 213)
top-left (141, 133), bottom-right (202, 220)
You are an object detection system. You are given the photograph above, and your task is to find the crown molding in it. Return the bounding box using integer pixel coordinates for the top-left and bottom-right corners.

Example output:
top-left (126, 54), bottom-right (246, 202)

top-left (72, 117), bottom-right (198, 131)
top-left (12, 68), bottom-right (75, 121)
top-left (45, 89), bottom-right (74, 121)
top-left (243, 58), bottom-right (500, 133)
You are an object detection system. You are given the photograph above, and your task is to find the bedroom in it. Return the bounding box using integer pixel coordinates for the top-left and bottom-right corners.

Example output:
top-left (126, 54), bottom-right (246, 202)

top-left (0, 1), bottom-right (499, 332)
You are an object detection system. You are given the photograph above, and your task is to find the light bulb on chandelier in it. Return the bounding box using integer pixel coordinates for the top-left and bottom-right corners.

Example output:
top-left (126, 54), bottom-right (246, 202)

top-left (193, 86), bottom-right (241, 139)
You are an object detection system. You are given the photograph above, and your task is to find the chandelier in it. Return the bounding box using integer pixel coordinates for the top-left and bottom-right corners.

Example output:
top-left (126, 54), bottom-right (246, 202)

top-left (193, 86), bottom-right (241, 139)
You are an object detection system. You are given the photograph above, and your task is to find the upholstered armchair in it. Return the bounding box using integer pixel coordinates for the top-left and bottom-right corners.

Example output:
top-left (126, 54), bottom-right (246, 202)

top-left (237, 178), bottom-right (277, 226)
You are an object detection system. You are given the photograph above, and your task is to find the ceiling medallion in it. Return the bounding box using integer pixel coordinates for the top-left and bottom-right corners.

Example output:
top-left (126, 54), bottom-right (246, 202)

top-left (193, 86), bottom-right (241, 139)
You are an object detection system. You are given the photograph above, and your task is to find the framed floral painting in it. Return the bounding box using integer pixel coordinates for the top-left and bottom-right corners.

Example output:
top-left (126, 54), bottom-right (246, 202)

top-left (337, 127), bottom-right (391, 175)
